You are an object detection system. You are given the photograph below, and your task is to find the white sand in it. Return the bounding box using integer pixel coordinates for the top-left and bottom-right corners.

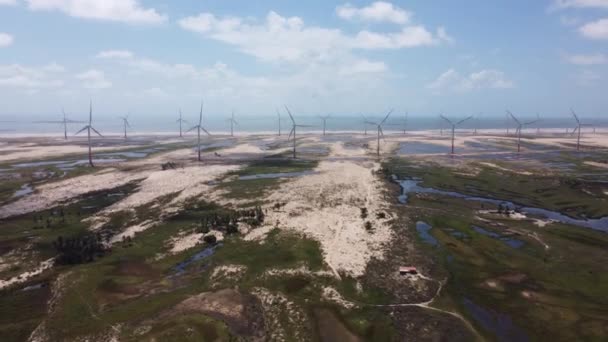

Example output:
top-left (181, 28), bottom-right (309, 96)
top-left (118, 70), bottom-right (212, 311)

top-left (0, 168), bottom-right (145, 219)
top-left (0, 143), bottom-right (141, 163)
top-left (167, 230), bottom-right (224, 254)
top-left (254, 160), bottom-right (393, 278)
top-left (0, 258), bottom-right (54, 290)
top-left (329, 142), bottom-right (365, 157)
top-left (99, 165), bottom-right (240, 215)
top-left (110, 220), bottom-right (156, 244)
top-left (322, 286), bottom-right (356, 309)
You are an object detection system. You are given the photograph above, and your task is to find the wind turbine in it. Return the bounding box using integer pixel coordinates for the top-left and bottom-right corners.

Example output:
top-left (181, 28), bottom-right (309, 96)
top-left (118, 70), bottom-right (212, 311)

top-left (285, 105), bottom-right (314, 159)
top-left (440, 114), bottom-right (473, 155)
top-left (365, 109), bottom-right (394, 157)
top-left (319, 115), bottom-right (330, 136)
top-left (75, 100), bottom-right (103, 167)
top-left (535, 113), bottom-right (542, 135)
top-left (361, 115), bottom-right (371, 135)
top-left (276, 108), bottom-right (282, 136)
top-left (119, 115), bottom-right (131, 140)
top-left (571, 109), bottom-right (592, 151)
top-left (473, 113), bottom-right (482, 135)
top-left (34, 108), bottom-right (83, 140)
top-left (402, 111), bottom-right (408, 135)
top-left (507, 110), bottom-right (540, 153)
top-left (187, 100), bottom-right (211, 161)
top-left (227, 110), bottom-right (238, 137)
top-left (176, 108), bottom-right (188, 138)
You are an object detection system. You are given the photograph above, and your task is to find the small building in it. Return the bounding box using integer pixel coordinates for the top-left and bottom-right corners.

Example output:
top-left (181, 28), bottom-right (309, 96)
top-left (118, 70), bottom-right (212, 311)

top-left (399, 266), bottom-right (418, 275)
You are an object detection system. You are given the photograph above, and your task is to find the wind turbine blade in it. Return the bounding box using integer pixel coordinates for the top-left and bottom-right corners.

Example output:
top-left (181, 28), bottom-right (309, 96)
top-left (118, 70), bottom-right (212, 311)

top-left (506, 110), bottom-right (520, 125)
top-left (571, 126), bottom-right (579, 136)
top-left (440, 115), bottom-right (454, 125)
top-left (201, 127), bottom-right (212, 136)
top-left (380, 109), bottom-right (394, 125)
top-left (379, 127), bottom-right (386, 142)
top-left (288, 127), bottom-right (295, 140)
top-left (284, 105), bottom-right (295, 124)
top-left (74, 126), bottom-right (88, 135)
top-left (199, 100), bottom-right (204, 125)
top-left (126, 120), bottom-right (132, 128)
top-left (91, 127), bottom-right (103, 137)
top-left (365, 121), bottom-right (378, 125)
top-left (457, 116), bottom-right (473, 125)
top-left (570, 108), bottom-right (580, 122)
top-left (89, 99), bottom-right (93, 124)
top-left (186, 125), bottom-right (198, 133)
top-left (524, 119), bottom-right (539, 125)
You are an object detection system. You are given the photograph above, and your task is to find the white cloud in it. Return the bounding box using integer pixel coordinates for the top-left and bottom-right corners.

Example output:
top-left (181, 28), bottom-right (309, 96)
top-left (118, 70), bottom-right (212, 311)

top-left (0, 33), bottom-right (14, 47)
top-left (427, 68), bottom-right (514, 92)
top-left (0, 64), bottom-right (65, 89)
top-left (553, 0), bottom-right (608, 9)
top-left (179, 11), bottom-right (448, 64)
top-left (339, 59), bottom-right (387, 75)
top-left (96, 50), bottom-right (134, 59)
top-left (0, 0), bottom-right (17, 6)
top-left (336, 2), bottom-right (411, 24)
top-left (354, 26), bottom-right (442, 49)
top-left (579, 18), bottom-right (608, 39)
top-left (565, 53), bottom-right (608, 64)
top-left (25, 0), bottom-right (167, 24)
top-left (75, 69), bottom-right (111, 89)
top-left (574, 69), bottom-right (601, 85)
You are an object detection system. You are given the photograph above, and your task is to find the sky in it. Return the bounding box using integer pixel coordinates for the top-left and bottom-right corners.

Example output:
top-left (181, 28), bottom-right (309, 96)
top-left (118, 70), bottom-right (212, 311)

top-left (0, 0), bottom-right (608, 125)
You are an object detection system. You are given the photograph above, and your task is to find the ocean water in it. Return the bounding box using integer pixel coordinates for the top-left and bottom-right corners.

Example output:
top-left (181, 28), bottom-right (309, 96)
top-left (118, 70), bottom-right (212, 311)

top-left (0, 115), bottom-right (604, 136)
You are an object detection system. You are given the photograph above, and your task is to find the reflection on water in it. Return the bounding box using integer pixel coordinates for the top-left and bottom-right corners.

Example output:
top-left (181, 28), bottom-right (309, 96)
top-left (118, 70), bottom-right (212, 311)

top-left (398, 179), bottom-right (608, 232)
top-left (416, 221), bottom-right (439, 246)
top-left (463, 298), bottom-right (529, 342)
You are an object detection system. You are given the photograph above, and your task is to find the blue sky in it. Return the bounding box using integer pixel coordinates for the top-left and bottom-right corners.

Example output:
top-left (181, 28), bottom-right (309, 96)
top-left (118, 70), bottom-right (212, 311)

top-left (0, 0), bottom-right (607, 123)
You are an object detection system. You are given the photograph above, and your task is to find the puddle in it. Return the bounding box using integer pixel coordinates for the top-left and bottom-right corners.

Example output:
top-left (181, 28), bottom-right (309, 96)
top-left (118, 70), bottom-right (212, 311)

top-left (12, 158), bottom-right (125, 170)
top-left (13, 184), bottom-right (33, 198)
top-left (239, 171), bottom-right (317, 181)
top-left (172, 243), bottom-right (221, 275)
top-left (398, 142), bottom-right (446, 155)
top-left (99, 148), bottom-right (161, 159)
top-left (463, 298), bottom-right (528, 342)
top-left (416, 221), bottom-right (439, 246)
top-left (398, 179), bottom-right (608, 232)
top-left (472, 226), bottom-right (525, 249)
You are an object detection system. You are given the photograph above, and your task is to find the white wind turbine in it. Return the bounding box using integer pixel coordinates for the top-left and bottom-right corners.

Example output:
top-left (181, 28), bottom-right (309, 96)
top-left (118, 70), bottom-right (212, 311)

top-left (187, 100), bottom-right (212, 161)
top-left (119, 114), bottom-right (131, 140)
top-left (571, 108), bottom-right (593, 151)
top-left (36, 108), bottom-right (83, 140)
top-left (227, 110), bottom-right (238, 137)
top-left (176, 108), bottom-right (188, 138)
top-left (75, 100), bottom-right (103, 167)
top-left (319, 114), bottom-right (330, 136)
top-left (285, 105), bottom-right (314, 159)
top-left (365, 109), bottom-right (394, 157)
top-left (440, 114), bottom-right (473, 155)
top-left (507, 110), bottom-right (540, 153)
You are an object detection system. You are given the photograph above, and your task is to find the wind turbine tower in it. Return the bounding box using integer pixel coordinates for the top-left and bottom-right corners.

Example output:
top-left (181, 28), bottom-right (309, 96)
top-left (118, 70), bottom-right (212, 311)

top-left (187, 100), bottom-right (212, 161)
top-left (507, 110), bottom-right (539, 153)
top-left (440, 114), bottom-right (473, 155)
top-left (75, 100), bottom-right (103, 167)
top-left (365, 109), bottom-right (394, 157)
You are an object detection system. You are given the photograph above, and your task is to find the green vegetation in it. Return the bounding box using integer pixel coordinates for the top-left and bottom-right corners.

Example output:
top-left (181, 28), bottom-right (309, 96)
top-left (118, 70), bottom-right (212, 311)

top-left (386, 159), bottom-right (608, 341)
top-left (385, 157), bottom-right (608, 219)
